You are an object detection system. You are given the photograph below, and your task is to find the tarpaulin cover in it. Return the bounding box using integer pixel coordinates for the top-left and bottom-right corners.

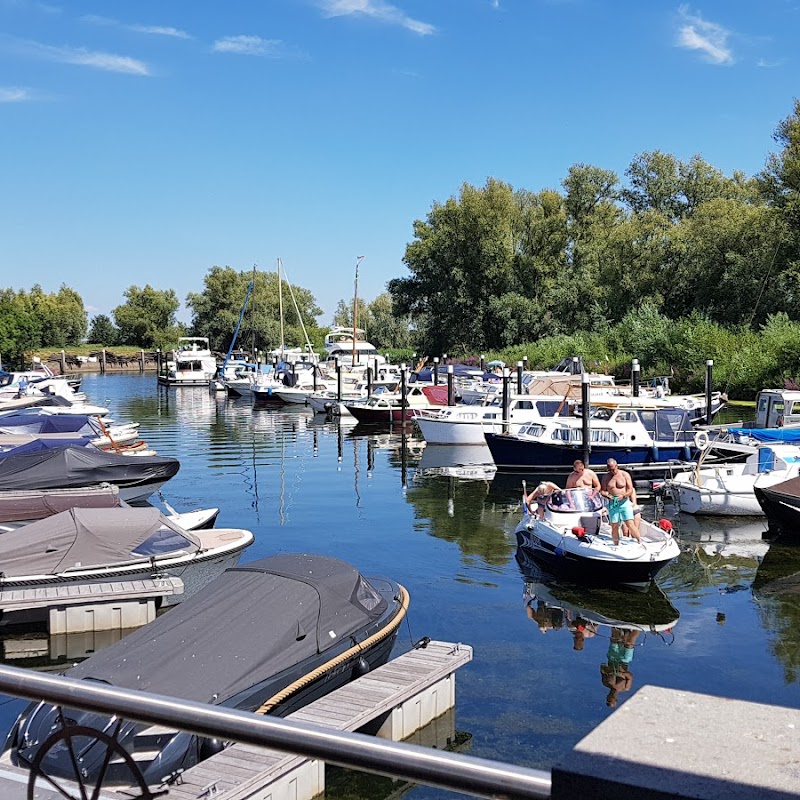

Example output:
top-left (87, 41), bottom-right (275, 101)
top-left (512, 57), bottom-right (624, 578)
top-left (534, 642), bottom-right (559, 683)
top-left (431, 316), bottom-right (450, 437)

top-left (67, 553), bottom-right (390, 705)
top-left (727, 427), bottom-right (800, 444)
top-left (0, 506), bottom-right (199, 576)
top-left (0, 438), bottom-right (92, 457)
top-left (0, 414), bottom-right (98, 436)
top-left (0, 446), bottom-right (179, 491)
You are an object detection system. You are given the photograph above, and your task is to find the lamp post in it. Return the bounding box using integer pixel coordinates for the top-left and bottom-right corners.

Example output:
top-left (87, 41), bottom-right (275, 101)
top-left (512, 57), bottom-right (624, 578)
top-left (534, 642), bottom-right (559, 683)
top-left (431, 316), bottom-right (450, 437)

top-left (352, 255), bottom-right (365, 366)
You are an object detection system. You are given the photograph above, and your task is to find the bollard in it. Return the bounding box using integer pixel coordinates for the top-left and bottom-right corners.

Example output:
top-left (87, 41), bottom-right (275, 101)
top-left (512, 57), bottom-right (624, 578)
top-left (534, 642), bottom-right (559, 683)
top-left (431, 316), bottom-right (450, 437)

top-left (60, 349), bottom-right (66, 374)
top-left (140, 350), bottom-right (145, 373)
top-left (400, 364), bottom-right (408, 423)
top-left (516, 361), bottom-right (523, 395)
top-left (367, 366), bottom-right (373, 396)
top-left (480, 353), bottom-right (486, 372)
top-left (433, 357), bottom-right (439, 385)
top-left (336, 359), bottom-right (342, 401)
top-left (632, 359), bottom-right (640, 398)
top-left (705, 359), bottom-right (714, 426)
top-left (502, 369), bottom-right (510, 433)
top-left (581, 372), bottom-right (591, 466)
top-left (447, 365), bottom-right (454, 406)
top-left (101, 349), bottom-right (106, 375)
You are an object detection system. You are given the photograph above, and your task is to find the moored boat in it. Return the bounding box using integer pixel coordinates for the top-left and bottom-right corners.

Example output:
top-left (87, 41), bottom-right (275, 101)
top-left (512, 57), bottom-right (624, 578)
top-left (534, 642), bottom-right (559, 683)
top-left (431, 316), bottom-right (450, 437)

top-left (7, 553), bottom-right (407, 788)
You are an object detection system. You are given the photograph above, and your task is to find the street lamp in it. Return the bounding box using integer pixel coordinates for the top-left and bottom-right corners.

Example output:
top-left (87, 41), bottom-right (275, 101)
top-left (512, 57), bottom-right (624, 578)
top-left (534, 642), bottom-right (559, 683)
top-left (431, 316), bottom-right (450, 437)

top-left (352, 255), bottom-right (365, 366)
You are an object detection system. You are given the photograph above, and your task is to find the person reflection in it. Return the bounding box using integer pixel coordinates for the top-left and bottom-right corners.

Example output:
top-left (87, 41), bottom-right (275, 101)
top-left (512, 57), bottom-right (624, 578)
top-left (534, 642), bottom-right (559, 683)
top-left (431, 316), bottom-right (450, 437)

top-left (570, 616), bottom-right (597, 651)
top-left (600, 627), bottom-right (640, 706)
top-left (525, 598), bottom-right (564, 634)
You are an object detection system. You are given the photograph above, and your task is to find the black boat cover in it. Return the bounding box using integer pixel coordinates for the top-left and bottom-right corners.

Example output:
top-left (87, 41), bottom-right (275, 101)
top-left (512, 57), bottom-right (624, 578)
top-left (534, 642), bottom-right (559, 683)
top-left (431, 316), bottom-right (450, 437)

top-left (0, 506), bottom-right (200, 576)
top-left (67, 554), bottom-right (391, 705)
top-left (0, 446), bottom-right (179, 491)
top-left (0, 438), bottom-right (91, 457)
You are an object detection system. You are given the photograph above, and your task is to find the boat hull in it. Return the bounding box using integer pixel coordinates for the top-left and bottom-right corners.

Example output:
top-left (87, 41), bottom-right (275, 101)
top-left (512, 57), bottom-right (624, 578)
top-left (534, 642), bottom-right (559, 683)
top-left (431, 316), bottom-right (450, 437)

top-left (347, 406), bottom-right (418, 424)
top-left (754, 485), bottom-right (800, 529)
top-left (671, 482), bottom-right (763, 516)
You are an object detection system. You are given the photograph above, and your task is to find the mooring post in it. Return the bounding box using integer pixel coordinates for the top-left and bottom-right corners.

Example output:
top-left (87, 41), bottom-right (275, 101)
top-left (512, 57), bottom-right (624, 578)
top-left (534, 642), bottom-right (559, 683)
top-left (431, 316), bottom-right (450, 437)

top-left (140, 350), bottom-right (145, 373)
top-left (447, 365), bottom-right (454, 406)
top-left (480, 353), bottom-right (485, 372)
top-left (582, 372), bottom-right (591, 467)
top-left (366, 366), bottom-right (373, 396)
top-left (101, 349), bottom-right (106, 375)
top-left (516, 361), bottom-right (523, 394)
top-left (705, 359), bottom-right (714, 426)
top-left (400, 363), bottom-right (408, 423)
top-left (433, 357), bottom-right (439, 386)
top-left (60, 349), bottom-right (66, 374)
top-left (632, 358), bottom-right (640, 398)
top-left (336, 358), bottom-right (342, 401)
top-left (502, 369), bottom-right (510, 433)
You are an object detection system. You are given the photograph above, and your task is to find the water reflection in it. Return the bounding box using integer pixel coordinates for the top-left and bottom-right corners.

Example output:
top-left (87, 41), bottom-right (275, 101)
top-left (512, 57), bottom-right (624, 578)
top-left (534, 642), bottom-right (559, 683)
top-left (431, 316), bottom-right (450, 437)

top-left (416, 443), bottom-right (497, 481)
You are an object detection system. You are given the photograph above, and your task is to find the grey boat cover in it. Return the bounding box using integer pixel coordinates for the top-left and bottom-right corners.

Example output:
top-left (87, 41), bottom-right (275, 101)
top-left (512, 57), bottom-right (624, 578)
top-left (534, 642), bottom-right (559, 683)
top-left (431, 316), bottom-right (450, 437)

top-left (0, 414), bottom-right (98, 436)
top-left (0, 446), bottom-right (179, 491)
top-left (0, 506), bottom-right (200, 577)
top-left (67, 554), bottom-right (391, 705)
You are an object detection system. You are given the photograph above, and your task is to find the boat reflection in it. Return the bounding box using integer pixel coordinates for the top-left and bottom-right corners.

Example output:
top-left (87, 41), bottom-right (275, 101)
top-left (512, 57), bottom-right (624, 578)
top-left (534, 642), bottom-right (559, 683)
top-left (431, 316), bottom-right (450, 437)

top-left (0, 627), bottom-right (134, 671)
top-left (416, 444), bottom-right (497, 480)
top-left (517, 558), bottom-right (680, 707)
top-left (677, 513), bottom-right (773, 562)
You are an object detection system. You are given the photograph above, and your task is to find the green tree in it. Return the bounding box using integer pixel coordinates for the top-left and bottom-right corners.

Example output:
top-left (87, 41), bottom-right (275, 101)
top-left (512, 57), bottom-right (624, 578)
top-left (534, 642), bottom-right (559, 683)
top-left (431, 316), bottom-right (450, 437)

top-left (18, 284), bottom-right (87, 347)
top-left (0, 289), bottom-right (41, 367)
top-left (366, 293), bottom-right (411, 349)
top-left (113, 285), bottom-right (182, 348)
top-left (186, 266), bottom-right (323, 355)
top-left (88, 314), bottom-right (118, 346)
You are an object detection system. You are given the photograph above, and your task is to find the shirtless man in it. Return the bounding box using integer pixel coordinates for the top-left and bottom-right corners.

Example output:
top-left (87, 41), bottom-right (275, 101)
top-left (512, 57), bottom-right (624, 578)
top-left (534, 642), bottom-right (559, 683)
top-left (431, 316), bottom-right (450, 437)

top-left (600, 458), bottom-right (640, 544)
top-left (565, 459), bottom-right (601, 491)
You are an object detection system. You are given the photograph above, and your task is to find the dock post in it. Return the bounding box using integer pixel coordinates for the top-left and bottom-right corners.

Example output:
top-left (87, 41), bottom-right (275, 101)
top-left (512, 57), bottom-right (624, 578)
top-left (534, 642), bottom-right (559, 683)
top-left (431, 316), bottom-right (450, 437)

top-left (433, 357), bottom-right (439, 385)
top-left (101, 349), bottom-right (106, 375)
top-left (502, 369), bottom-right (510, 433)
top-left (447, 365), bottom-right (454, 406)
top-left (705, 359), bottom-right (714, 425)
top-left (581, 372), bottom-right (591, 466)
top-left (400, 363), bottom-right (407, 423)
top-left (516, 361), bottom-right (523, 394)
top-left (140, 350), bottom-right (145, 372)
top-left (366, 366), bottom-right (372, 396)
top-left (313, 363), bottom-right (318, 392)
top-left (523, 355), bottom-right (529, 371)
top-left (155, 349), bottom-right (161, 377)
top-left (632, 358), bottom-right (640, 397)
top-left (60, 349), bottom-right (66, 374)
top-left (336, 359), bottom-right (342, 401)
top-left (480, 353), bottom-right (485, 372)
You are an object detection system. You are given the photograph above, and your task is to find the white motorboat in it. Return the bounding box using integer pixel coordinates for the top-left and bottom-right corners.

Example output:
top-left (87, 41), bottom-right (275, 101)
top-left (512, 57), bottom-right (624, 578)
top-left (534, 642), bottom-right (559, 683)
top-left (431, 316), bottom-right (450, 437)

top-left (415, 394), bottom-right (575, 445)
top-left (158, 337), bottom-right (217, 387)
top-left (0, 506), bottom-right (254, 621)
top-left (323, 326), bottom-right (386, 368)
top-left (668, 440), bottom-right (800, 516)
top-left (513, 487), bottom-right (681, 587)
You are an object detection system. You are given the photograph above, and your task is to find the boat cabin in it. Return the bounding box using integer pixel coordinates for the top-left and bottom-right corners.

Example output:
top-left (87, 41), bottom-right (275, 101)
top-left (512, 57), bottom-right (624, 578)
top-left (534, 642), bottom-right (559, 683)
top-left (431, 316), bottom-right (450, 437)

top-left (755, 389), bottom-right (800, 428)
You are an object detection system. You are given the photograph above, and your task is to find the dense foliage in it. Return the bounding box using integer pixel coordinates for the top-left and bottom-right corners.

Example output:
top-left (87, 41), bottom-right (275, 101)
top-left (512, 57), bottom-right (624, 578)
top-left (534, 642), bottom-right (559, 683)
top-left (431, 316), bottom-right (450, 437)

top-left (112, 285), bottom-right (184, 350)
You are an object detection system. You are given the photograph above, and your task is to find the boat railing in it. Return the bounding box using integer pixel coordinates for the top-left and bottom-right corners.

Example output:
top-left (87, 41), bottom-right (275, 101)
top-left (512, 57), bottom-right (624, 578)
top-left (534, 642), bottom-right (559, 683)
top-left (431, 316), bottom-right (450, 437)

top-left (0, 663), bottom-right (551, 799)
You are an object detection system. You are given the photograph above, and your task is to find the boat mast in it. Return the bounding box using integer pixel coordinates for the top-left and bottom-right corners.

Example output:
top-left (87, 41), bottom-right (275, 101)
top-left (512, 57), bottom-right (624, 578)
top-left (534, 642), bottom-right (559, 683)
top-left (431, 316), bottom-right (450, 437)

top-left (278, 257), bottom-right (285, 362)
top-left (352, 256), bottom-right (365, 366)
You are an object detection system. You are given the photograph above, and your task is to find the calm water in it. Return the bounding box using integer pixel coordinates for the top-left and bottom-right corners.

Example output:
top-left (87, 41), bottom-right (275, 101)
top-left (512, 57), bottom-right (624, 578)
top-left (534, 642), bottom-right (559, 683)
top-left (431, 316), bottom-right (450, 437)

top-left (3, 374), bottom-right (800, 796)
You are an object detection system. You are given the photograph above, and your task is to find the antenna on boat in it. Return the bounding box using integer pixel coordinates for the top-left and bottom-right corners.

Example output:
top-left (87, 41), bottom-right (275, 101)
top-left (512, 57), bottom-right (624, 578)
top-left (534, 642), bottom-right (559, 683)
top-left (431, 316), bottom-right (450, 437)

top-left (352, 255), bottom-right (365, 366)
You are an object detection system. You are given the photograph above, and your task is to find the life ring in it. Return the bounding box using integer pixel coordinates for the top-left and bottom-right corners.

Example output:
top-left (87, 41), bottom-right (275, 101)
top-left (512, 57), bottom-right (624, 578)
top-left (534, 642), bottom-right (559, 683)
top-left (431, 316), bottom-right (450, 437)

top-left (693, 430), bottom-right (710, 450)
top-left (777, 415), bottom-right (784, 428)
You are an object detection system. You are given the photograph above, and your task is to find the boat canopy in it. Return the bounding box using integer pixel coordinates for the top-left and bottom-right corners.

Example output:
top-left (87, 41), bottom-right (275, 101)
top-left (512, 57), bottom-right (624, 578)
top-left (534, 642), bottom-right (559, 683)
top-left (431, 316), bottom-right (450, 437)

top-left (0, 446), bottom-right (179, 491)
top-left (726, 427), bottom-right (800, 444)
top-left (0, 507), bottom-right (200, 577)
top-left (66, 554), bottom-right (390, 705)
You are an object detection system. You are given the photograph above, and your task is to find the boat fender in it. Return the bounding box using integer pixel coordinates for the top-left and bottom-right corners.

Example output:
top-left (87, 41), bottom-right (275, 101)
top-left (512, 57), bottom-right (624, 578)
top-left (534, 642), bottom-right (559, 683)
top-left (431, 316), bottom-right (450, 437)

top-left (694, 430), bottom-right (710, 449)
top-left (571, 526), bottom-right (586, 538)
top-left (657, 518), bottom-right (673, 532)
top-left (353, 656), bottom-right (371, 678)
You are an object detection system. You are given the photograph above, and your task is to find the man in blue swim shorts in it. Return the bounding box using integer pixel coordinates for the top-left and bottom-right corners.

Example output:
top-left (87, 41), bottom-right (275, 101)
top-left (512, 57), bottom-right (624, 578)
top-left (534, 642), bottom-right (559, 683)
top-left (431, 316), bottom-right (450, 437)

top-left (600, 458), bottom-right (640, 545)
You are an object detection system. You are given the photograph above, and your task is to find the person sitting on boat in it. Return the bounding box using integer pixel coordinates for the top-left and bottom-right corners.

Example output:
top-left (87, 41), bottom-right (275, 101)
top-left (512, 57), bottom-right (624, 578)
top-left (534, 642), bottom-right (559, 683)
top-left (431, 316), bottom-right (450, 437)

top-left (525, 481), bottom-right (561, 519)
top-left (600, 459), bottom-right (640, 545)
top-left (16, 376), bottom-right (28, 397)
top-left (565, 459), bottom-right (601, 492)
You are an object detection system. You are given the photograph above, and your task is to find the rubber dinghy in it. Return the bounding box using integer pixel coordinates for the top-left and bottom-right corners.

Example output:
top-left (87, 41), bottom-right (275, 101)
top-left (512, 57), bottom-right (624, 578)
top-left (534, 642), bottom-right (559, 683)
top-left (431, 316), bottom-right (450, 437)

top-left (8, 553), bottom-right (409, 789)
top-left (513, 487), bottom-right (681, 587)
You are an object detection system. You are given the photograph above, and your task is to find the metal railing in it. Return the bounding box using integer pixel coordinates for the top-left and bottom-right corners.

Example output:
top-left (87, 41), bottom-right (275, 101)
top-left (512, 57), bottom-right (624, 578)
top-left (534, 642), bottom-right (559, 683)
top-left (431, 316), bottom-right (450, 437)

top-left (0, 664), bottom-right (552, 799)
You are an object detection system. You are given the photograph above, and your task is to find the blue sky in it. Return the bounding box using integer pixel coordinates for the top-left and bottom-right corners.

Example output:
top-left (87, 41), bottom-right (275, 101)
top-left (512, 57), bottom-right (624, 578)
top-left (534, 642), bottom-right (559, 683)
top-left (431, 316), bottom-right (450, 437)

top-left (1, 1), bottom-right (798, 326)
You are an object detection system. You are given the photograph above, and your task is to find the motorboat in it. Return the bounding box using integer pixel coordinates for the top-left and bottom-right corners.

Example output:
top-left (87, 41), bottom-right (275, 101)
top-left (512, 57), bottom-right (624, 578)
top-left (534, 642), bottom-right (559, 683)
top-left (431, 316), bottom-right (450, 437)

top-left (513, 487), bottom-right (681, 586)
top-left (754, 476), bottom-right (800, 530)
top-left (158, 338), bottom-right (217, 387)
top-left (323, 326), bottom-right (387, 368)
top-left (0, 409), bottom-right (140, 448)
top-left (345, 384), bottom-right (449, 424)
top-left (415, 394), bottom-right (575, 446)
top-left (667, 438), bottom-right (800, 516)
top-left (0, 445), bottom-right (180, 503)
top-left (7, 553), bottom-right (408, 787)
top-left (485, 406), bottom-right (703, 478)
top-left (0, 506), bottom-right (253, 613)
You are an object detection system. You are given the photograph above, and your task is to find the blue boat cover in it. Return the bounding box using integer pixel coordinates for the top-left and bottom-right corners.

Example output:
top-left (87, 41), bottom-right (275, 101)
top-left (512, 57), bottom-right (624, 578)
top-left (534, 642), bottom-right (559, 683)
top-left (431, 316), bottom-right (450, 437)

top-left (726, 427), bottom-right (800, 444)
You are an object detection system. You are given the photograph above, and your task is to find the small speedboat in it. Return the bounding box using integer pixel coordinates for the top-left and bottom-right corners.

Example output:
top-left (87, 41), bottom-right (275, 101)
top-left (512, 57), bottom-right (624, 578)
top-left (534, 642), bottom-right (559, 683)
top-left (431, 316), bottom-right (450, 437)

top-left (0, 507), bottom-right (253, 619)
top-left (7, 553), bottom-right (408, 787)
top-left (513, 487), bottom-right (681, 587)
top-left (754, 476), bottom-right (800, 530)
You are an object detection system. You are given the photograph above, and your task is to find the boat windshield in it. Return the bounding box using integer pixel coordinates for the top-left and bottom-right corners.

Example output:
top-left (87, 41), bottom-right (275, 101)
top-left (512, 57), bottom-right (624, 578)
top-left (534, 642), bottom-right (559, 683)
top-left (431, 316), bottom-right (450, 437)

top-left (132, 526), bottom-right (197, 556)
top-left (547, 488), bottom-right (604, 513)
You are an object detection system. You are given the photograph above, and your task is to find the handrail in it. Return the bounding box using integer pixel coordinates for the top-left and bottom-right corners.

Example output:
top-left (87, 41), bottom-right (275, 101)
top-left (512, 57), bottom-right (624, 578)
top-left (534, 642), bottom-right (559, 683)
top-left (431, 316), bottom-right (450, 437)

top-left (0, 664), bottom-right (552, 799)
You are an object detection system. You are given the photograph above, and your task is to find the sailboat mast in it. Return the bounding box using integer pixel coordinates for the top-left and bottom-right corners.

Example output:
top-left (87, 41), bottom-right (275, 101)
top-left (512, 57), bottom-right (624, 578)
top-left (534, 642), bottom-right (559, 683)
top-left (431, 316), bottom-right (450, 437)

top-left (278, 257), bottom-right (285, 361)
top-left (251, 263), bottom-right (257, 358)
top-left (352, 255), bottom-right (364, 366)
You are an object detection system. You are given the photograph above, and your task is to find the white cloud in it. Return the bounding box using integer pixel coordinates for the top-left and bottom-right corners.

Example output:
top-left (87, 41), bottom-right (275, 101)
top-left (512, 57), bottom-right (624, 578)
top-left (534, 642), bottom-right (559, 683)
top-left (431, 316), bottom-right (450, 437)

top-left (212, 35), bottom-right (301, 57)
top-left (4, 37), bottom-right (151, 74)
top-left (81, 15), bottom-right (191, 39)
top-left (319, 0), bottom-right (435, 36)
top-left (0, 85), bottom-right (31, 101)
top-left (676, 6), bottom-right (733, 65)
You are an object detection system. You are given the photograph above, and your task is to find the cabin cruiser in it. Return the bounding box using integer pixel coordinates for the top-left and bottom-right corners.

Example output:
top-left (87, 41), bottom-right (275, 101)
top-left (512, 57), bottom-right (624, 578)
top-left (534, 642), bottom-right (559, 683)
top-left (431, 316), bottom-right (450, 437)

top-left (7, 553), bottom-right (407, 788)
top-left (513, 487), bottom-right (680, 586)
top-left (344, 384), bottom-right (449, 424)
top-left (323, 326), bottom-right (386, 368)
top-left (158, 338), bottom-right (217, 387)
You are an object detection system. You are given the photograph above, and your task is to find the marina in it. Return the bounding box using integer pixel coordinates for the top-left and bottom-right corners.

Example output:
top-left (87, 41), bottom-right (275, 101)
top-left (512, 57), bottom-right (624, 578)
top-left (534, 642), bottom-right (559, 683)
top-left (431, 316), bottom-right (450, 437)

top-left (0, 373), bottom-right (798, 798)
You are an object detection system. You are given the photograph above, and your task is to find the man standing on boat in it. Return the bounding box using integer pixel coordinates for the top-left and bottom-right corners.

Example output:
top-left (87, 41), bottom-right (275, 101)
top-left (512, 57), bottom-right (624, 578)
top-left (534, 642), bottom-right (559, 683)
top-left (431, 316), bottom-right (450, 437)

top-left (600, 459), bottom-right (639, 545)
top-left (566, 459), bottom-right (601, 492)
